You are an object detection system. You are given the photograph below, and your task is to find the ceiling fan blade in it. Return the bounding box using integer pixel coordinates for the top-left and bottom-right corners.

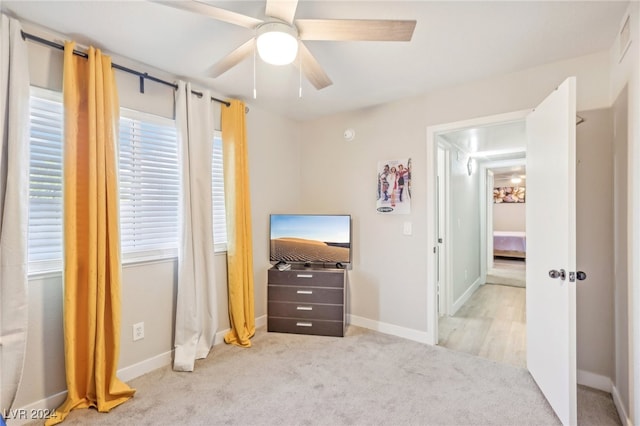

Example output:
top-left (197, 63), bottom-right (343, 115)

top-left (265, 0), bottom-right (298, 24)
top-left (153, 0), bottom-right (262, 29)
top-left (208, 38), bottom-right (256, 78)
top-left (298, 19), bottom-right (416, 41)
top-left (295, 43), bottom-right (332, 90)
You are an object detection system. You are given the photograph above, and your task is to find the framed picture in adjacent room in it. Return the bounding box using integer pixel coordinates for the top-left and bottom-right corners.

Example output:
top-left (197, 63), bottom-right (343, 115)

top-left (493, 186), bottom-right (526, 203)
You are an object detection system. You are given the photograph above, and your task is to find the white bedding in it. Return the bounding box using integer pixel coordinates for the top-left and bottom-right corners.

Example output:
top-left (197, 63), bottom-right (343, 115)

top-left (493, 231), bottom-right (526, 256)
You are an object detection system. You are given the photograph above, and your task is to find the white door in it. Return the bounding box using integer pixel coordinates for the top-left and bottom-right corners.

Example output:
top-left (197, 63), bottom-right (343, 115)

top-left (526, 77), bottom-right (577, 426)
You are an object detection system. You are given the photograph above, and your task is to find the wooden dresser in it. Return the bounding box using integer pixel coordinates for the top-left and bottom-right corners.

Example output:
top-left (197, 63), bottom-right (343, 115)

top-left (267, 266), bottom-right (346, 337)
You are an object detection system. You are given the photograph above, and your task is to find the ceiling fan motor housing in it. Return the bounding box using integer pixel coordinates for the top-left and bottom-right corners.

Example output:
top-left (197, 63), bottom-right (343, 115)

top-left (256, 22), bottom-right (299, 65)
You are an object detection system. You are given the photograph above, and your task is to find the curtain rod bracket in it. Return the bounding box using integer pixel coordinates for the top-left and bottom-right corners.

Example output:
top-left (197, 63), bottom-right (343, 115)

top-left (139, 74), bottom-right (146, 94)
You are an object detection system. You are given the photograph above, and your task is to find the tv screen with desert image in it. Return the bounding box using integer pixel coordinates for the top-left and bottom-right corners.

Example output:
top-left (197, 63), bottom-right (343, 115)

top-left (270, 214), bottom-right (351, 264)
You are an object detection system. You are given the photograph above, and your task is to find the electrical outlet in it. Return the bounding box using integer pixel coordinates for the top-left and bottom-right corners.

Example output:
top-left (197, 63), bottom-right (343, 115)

top-left (133, 322), bottom-right (144, 341)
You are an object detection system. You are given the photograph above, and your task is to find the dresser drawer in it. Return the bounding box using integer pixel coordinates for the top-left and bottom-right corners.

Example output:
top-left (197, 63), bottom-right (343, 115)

top-left (268, 285), bottom-right (343, 305)
top-left (268, 317), bottom-right (344, 337)
top-left (268, 269), bottom-right (344, 288)
top-left (268, 301), bottom-right (343, 321)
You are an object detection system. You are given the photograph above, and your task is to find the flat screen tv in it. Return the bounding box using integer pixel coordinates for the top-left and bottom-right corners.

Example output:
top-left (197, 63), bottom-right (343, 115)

top-left (270, 214), bottom-right (351, 267)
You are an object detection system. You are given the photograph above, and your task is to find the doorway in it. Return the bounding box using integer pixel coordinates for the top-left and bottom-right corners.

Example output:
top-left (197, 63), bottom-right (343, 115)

top-left (485, 162), bottom-right (527, 289)
top-left (427, 82), bottom-right (626, 426)
top-left (426, 110), bottom-right (530, 368)
top-left (437, 124), bottom-right (527, 367)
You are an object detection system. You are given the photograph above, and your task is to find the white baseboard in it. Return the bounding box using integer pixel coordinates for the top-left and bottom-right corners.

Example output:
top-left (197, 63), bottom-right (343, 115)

top-left (347, 314), bottom-right (430, 344)
top-left (7, 352), bottom-right (176, 426)
top-left (118, 350), bottom-right (174, 382)
top-left (576, 369), bottom-right (612, 392)
top-left (451, 277), bottom-right (481, 316)
top-left (214, 327), bottom-right (229, 345)
top-left (8, 315), bottom-right (269, 425)
top-left (255, 314), bottom-right (267, 329)
top-left (575, 371), bottom-right (629, 426)
top-left (611, 384), bottom-right (632, 426)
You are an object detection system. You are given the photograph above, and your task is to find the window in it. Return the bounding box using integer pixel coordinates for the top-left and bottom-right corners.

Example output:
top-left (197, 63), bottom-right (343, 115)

top-left (28, 88), bottom-right (64, 273)
top-left (212, 132), bottom-right (227, 252)
top-left (27, 89), bottom-right (227, 273)
top-left (119, 110), bottom-right (179, 260)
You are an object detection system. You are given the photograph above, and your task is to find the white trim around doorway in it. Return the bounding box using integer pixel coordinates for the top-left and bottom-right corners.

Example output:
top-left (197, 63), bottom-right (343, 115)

top-left (425, 109), bottom-right (530, 346)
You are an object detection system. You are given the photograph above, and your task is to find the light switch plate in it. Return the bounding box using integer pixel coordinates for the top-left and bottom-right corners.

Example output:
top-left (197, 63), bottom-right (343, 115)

top-left (403, 222), bottom-right (412, 235)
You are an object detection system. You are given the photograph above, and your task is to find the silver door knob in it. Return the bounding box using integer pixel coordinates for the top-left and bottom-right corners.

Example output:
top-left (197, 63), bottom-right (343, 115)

top-left (549, 269), bottom-right (566, 280)
top-left (576, 271), bottom-right (587, 281)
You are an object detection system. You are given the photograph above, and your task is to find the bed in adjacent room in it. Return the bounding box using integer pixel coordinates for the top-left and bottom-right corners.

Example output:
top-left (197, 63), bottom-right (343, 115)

top-left (493, 231), bottom-right (526, 258)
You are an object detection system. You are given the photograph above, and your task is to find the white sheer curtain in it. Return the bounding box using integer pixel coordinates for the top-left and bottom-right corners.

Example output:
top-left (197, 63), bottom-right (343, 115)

top-left (173, 81), bottom-right (218, 372)
top-left (0, 14), bottom-right (30, 412)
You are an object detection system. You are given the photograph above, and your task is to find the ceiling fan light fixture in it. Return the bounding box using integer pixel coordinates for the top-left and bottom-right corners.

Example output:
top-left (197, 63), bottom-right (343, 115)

top-left (256, 22), bottom-right (299, 65)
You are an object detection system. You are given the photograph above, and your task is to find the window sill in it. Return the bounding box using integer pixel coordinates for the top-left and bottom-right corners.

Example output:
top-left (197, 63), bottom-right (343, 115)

top-left (28, 250), bottom-right (227, 279)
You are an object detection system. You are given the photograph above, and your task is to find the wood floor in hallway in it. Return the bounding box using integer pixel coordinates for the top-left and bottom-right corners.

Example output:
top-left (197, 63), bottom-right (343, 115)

top-left (438, 283), bottom-right (526, 368)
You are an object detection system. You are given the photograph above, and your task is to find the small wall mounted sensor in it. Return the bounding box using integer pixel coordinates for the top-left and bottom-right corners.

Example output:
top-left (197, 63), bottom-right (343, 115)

top-left (343, 128), bottom-right (355, 141)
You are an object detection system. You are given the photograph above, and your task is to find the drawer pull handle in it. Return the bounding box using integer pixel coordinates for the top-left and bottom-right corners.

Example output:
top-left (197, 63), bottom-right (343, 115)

top-left (296, 322), bottom-right (313, 327)
top-left (297, 290), bottom-right (313, 295)
top-left (297, 274), bottom-right (313, 278)
top-left (296, 306), bottom-right (313, 311)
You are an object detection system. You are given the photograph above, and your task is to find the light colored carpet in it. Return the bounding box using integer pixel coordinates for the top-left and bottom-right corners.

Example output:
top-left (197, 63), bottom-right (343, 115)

top-left (42, 327), bottom-right (556, 425)
top-left (29, 326), bottom-right (619, 426)
top-left (578, 385), bottom-right (623, 426)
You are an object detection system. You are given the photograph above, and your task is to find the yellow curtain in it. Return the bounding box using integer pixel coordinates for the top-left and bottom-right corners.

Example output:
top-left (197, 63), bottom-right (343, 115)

top-left (221, 100), bottom-right (255, 347)
top-left (46, 42), bottom-right (135, 425)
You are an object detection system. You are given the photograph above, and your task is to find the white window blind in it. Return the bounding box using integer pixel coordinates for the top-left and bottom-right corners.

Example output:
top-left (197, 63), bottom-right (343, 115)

top-left (28, 89), bottom-right (64, 272)
top-left (212, 132), bottom-right (227, 252)
top-left (119, 110), bottom-right (179, 259)
top-left (27, 90), bottom-right (226, 272)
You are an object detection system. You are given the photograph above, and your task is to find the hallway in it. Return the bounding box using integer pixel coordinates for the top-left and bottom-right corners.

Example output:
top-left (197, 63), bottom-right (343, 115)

top-left (438, 283), bottom-right (526, 367)
top-left (486, 257), bottom-right (526, 287)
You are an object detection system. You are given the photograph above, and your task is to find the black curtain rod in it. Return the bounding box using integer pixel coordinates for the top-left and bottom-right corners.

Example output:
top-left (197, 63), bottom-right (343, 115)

top-left (20, 30), bottom-right (230, 107)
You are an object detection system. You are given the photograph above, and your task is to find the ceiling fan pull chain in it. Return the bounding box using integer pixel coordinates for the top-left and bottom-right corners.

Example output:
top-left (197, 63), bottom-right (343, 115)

top-left (253, 43), bottom-right (257, 99)
top-left (299, 53), bottom-right (302, 98)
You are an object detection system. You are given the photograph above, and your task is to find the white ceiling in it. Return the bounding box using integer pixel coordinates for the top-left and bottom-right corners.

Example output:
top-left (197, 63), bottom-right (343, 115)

top-left (2, 0), bottom-right (629, 122)
top-left (491, 164), bottom-right (526, 181)
top-left (439, 120), bottom-right (526, 160)
top-left (438, 119), bottom-right (526, 178)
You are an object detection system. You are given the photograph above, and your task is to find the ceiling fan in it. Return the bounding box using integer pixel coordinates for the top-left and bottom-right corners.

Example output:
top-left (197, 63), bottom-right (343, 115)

top-left (156, 0), bottom-right (417, 90)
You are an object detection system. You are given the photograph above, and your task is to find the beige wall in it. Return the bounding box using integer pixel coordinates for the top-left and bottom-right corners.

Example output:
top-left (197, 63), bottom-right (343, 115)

top-left (613, 87), bottom-right (629, 416)
top-left (493, 203), bottom-right (525, 233)
top-left (575, 108), bottom-right (615, 382)
top-left (608, 2), bottom-right (639, 421)
top-left (492, 174), bottom-right (525, 233)
top-left (298, 50), bottom-right (611, 335)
